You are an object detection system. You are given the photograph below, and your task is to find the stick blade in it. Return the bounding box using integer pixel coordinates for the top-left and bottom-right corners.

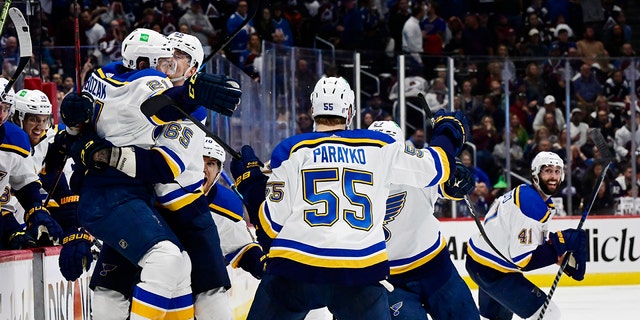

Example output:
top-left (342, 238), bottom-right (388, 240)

top-left (588, 128), bottom-right (613, 161)
top-left (140, 94), bottom-right (176, 117)
top-left (8, 8), bottom-right (31, 57)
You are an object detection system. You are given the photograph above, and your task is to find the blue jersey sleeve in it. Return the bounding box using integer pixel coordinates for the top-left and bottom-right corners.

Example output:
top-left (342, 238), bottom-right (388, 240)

top-left (514, 185), bottom-right (553, 223)
top-left (210, 184), bottom-right (245, 222)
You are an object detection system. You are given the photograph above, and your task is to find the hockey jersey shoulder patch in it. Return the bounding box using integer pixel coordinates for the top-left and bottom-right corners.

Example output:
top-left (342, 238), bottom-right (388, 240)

top-left (0, 122), bottom-right (31, 157)
top-left (514, 184), bottom-right (551, 222)
top-left (210, 184), bottom-right (244, 222)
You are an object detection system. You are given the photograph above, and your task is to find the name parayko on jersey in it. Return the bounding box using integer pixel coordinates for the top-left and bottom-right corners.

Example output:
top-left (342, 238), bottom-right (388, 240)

top-left (313, 145), bottom-right (367, 164)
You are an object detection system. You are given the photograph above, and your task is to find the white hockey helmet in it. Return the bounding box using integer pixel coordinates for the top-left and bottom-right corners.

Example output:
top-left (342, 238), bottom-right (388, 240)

top-left (203, 137), bottom-right (226, 184)
top-left (310, 77), bottom-right (355, 125)
top-left (0, 78), bottom-right (15, 125)
top-left (14, 89), bottom-right (53, 124)
top-left (167, 32), bottom-right (204, 70)
top-left (203, 137), bottom-right (226, 165)
top-left (531, 151), bottom-right (565, 194)
top-left (121, 28), bottom-right (174, 70)
top-left (368, 120), bottom-right (404, 143)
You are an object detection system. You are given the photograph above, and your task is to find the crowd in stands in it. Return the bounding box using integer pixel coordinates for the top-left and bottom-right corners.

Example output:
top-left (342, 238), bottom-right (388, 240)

top-left (1, 0), bottom-right (639, 217)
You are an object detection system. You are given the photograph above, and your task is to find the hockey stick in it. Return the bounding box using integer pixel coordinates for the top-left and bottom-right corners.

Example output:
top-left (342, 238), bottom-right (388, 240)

top-left (140, 94), bottom-right (241, 159)
top-left (0, 8), bottom-right (31, 102)
top-left (197, 0), bottom-right (258, 71)
top-left (0, 0), bottom-right (12, 36)
top-left (73, 0), bottom-right (81, 92)
top-left (537, 128), bottom-right (613, 319)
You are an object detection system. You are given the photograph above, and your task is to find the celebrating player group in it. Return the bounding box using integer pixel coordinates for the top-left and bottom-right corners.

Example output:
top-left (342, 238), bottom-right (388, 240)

top-left (0, 22), bottom-right (588, 320)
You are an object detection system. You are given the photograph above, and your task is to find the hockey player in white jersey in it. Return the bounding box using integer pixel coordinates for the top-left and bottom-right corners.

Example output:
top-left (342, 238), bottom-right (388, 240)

top-left (202, 137), bottom-right (266, 279)
top-left (466, 151), bottom-right (587, 319)
top-left (230, 77), bottom-right (469, 319)
top-left (0, 79), bottom-right (63, 248)
top-left (368, 120), bottom-right (480, 320)
top-left (66, 30), bottom-right (242, 320)
top-left (58, 28), bottom-right (204, 319)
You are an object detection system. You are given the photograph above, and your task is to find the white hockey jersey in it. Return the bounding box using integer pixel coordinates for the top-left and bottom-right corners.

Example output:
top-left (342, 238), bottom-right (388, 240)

top-left (0, 123), bottom-right (40, 210)
top-left (385, 184), bottom-right (449, 279)
top-left (83, 62), bottom-right (172, 149)
top-left (258, 129), bottom-right (452, 285)
top-left (153, 109), bottom-right (206, 211)
top-left (466, 184), bottom-right (557, 273)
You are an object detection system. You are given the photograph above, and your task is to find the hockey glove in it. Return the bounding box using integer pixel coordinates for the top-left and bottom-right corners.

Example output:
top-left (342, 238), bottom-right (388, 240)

top-left (60, 92), bottom-right (94, 130)
top-left (430, 110), bottom-right (468, 157)
top-left (45, 129), bottom-right (77, 171)
top-left (187, 72), bottom-right (242, 116)
top-left (59, 229), bottom-right (94, 281)
top-left (24, 206), bottom-right (64, 244)
top-left (230, 145), bottom-right (265, 192)
top-left (70, 136), bottom-right (113, 171)
top-left (7, 230), bottom-right (38, 249)
top-left (442, 159), bottom-right (475, 200)
top-left (549, 229), bottom-right (587, 280)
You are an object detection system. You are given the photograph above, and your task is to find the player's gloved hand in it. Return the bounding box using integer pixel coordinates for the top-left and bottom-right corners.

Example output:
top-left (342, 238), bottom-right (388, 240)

top-left (430, 110), bottom-right (468, 156)
top-left (7, 230), bottom-right (38, 249)
top-left (70, 136), bottom-right (113, 171)
top-left (549, 228), bottom-right (587, 280)
top-left (187, 73), bottom-right (242, 116)
top-left (60, 92), bottom-right (94, 132)
top-left (59, 228), bottom-right (94, 281)
top-left (442, 158), bottom-right (475, 200)
top-left (24, 206), bottom-right (63, 244)
top-left (230, 145), bottom-right (265, 190)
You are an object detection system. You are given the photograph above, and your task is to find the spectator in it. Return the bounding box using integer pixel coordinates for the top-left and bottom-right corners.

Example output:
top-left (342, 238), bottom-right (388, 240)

top-left (133, 7), bottom-right (158, 31)
top-left (401, 2), bottom-right (425, 70)
top-left (569, 108), bottom-right (589, 148)
top-left (360, 0), bottom-right (387, 51)
top-left (336, 0), bottom-right (363, 50)
top-left (421, 2), bottom-right (447, 56)
top-left (180, 0), bottom-right (217, 48)
top-left (405, 128), bottom-right (427, 149)
top-left (522, 62), bottom-right (546, 104)
top-left (493, 130), bottom-right (525, 169)
top-left (572, 64), bottom-right (603, 113)
top-left (254, 7), bottom-right (275, 42)
top-left (81, 9), bottom-right (106, 58)
top-left (614, 110), bottom-right (640, 162)
top-left (460, 13), bottom-right (493, 56)
top-left (523, 28), bottom-right (550, 57)
top-left (40, 62), bottom-right (51, 82)
top-left (424, 78), bottom-right (448, 113)
top-left (361, 94), bottom-right (389, 124)
top-left (159, 0), bottom-right (179, 35)
top-left (604, 69), bottom-right (629, 103)
top-left (294, 58), bottom-right (317, 112)
top-left (604, 24), bottom-right (626, 58)
top-left (239, 33), bottom-right (263, 80)
top-left (590, 108), bottom-right (616, 142)
top-left (524, 126), bottom-right (551, 161)
top-left (272, 3), bottom-right (294, 47)
top-left (0, 36), bottom-right (19, 69)
top-left (611, 163), bottom-right (637, 198)
top-left (96, 1), bottom-right (130, 30)
top-left (61, 75), bottom-right (74, 95)
top-left (457, 80), bottom-right (482, 113)
top-left (576, 26), bottom-right (609, 67)
top-left (387, 0), bottom-right (410, 53)
top-left (97, 20), bottom-right (125, 65)
top-left (459, 150), bottom-right (492, 205)
top-left (509, 113), bottom-right (530, 149)
top-left (496, 44), bottom-right (516, 82)
top-left (550, 28), bottom-right (576, 56)
top-left (225, 0), bottom-right (254, 64)
top-left (295, 111), bottom-right (314, 134)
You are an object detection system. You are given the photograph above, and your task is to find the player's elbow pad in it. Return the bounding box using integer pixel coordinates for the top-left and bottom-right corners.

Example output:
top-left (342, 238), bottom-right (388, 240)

top-left (522, 242), bottom-right (558, 271)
